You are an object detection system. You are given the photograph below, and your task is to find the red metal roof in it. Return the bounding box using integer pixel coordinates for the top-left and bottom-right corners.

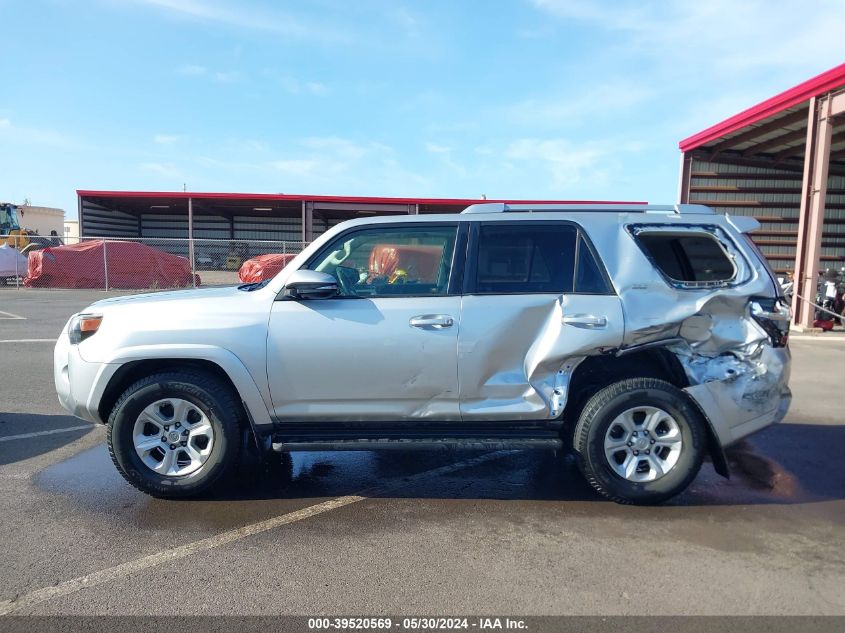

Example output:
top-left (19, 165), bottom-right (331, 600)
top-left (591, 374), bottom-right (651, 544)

top-left (77, 190), bottom-right (645, 206)
top-left (679, 62), bottom-right (845, 153)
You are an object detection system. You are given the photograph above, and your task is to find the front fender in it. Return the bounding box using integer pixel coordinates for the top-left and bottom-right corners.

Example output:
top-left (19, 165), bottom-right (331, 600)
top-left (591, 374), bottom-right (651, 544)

top-left (92, 344), bottom-right (274, 434)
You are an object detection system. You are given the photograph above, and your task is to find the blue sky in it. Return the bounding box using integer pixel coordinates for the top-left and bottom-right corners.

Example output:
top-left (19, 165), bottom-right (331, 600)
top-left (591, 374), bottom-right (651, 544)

top-left (2, 0), bottom-right (844, 218)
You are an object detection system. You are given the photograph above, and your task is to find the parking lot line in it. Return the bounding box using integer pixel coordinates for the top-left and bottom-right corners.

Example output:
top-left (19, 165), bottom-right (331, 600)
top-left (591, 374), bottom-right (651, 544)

top-left (0, 449), bottom-right (514, 615)
top-left (788, 335), bottom-right (845, 343)
top-left (0, 310), bottom-right (27, 320)
top-left (0, 339), bottom-right (56, 343)
top-left (0, 425), bottom-right (95, 443)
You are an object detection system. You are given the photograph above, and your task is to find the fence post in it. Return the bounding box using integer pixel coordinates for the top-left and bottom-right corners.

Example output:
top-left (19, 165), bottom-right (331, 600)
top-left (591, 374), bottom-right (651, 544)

top-left (103, 238), bottom-right (109, 291)
top-left (188, 197), bottom-right (196, 288)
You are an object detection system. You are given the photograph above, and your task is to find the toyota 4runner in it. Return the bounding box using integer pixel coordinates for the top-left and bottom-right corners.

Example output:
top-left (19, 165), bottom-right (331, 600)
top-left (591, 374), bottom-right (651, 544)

top-left (54, 203), bottom-right (792, 504)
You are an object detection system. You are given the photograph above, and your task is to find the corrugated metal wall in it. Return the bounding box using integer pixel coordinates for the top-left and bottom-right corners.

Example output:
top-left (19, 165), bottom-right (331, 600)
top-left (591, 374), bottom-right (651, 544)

top-left (80, 200), bottom-right (139, 237)
top-left (81, 200), bottom-right (304, 242)
top-left (688, 158), bottom-right (845, 273)
top-left (232, 215), bottom-right (301, 241)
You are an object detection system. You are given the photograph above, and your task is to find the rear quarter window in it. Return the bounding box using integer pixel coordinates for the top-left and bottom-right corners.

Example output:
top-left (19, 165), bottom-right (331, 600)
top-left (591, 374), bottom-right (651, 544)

top-left (634, 230), bottom-right (736, 286)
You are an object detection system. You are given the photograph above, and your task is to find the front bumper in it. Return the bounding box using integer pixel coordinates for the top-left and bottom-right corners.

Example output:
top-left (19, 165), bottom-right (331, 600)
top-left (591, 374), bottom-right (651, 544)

top-left (54, 324), bottom-right (116, 424)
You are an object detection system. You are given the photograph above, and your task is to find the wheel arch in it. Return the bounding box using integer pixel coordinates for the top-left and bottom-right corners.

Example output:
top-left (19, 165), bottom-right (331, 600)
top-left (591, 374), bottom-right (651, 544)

top-left (95, 348), bottom-right (274, 443)
top-left (563, 349), bottom-right (729, 478)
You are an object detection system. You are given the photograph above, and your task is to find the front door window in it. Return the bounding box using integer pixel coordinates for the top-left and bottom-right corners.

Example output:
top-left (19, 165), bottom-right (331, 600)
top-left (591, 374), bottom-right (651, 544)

top-left (307, 225), bottom-right (458, 297)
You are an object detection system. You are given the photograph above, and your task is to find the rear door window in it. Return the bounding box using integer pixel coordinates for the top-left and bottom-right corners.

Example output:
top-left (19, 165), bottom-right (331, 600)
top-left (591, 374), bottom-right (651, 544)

top-left (468, 223), bottom-right (612, 295)
top-left (575, 234), bottom-right (613, 294)
top-left (474, 224), bottom-right (577, 294)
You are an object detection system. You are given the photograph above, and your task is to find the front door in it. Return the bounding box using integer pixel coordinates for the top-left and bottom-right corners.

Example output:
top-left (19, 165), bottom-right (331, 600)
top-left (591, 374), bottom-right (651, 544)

top-left (267, 222), bottom-right (463, 421)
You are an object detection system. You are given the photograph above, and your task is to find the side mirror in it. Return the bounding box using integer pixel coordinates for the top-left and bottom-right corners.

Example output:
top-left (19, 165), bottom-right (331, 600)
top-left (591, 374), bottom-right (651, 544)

top-left (283, 269), bottom-right (338, 300)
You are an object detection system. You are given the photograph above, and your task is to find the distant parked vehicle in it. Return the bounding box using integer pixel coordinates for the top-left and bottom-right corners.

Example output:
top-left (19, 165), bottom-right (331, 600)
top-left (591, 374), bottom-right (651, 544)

top-left (238, 253), bottom-right (297, 283)
top-left (26, 240), bottom-right (198, 289)
top-left (0, 243), bottom-right (28, 283)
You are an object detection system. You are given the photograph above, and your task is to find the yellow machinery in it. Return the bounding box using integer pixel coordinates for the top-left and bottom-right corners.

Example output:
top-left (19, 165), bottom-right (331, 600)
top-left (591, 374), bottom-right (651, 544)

top-left (225, 241), bottom-right (249, 270)
top-left (1, 202), bottom-right (36, 249)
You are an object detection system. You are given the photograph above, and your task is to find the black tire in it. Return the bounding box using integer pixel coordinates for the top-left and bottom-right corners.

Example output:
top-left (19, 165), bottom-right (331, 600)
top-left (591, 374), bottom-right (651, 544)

top-left (107, 371), bottom-right (243, 498)
top-left (573, 378), bottom-right (706, 505)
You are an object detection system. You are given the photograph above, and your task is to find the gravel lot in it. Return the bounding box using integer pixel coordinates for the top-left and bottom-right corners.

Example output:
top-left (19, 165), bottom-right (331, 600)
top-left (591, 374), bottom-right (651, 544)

top-left (1, 288), bottom-right (844, 616)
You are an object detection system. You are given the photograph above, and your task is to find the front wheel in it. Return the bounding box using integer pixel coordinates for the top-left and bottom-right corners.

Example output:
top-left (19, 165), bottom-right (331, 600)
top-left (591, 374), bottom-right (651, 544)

top-left (107, 371), bottom-right (243, 498)
top-left (573, 378), bottom-right (706, 505)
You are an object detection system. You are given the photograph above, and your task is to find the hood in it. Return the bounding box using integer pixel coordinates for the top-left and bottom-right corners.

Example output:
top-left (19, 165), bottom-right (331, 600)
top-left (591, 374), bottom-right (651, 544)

top-left (88, 285), bottom-right (246, 309)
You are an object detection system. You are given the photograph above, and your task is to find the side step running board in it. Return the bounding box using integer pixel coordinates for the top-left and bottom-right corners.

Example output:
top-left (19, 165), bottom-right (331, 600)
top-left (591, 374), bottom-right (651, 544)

top-left (271, 437), bottom-right (563, 452)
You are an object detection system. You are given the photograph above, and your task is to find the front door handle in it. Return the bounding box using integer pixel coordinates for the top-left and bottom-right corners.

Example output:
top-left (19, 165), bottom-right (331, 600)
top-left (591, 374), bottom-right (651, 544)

top-left (410, 314), bottom-right (454, 329)
top-left (562, 314), bottom-right (608, 329)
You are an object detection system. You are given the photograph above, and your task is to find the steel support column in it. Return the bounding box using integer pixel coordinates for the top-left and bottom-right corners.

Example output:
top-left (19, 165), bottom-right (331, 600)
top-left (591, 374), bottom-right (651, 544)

top-left (677, 153), bottom-right (693, 203)
top-left (188, 197), bottom-right (196, 288)
top-left (302, 201), bottom-right (313, 243)
top-left (77, 195), bottom-right (83, 239)
top-left (792, 96), bottom-right (833, 328)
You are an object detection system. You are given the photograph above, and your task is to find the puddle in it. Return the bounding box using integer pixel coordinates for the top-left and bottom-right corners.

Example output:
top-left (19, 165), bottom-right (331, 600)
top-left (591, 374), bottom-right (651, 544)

top-left (33, 433), bottom-right (836, 539)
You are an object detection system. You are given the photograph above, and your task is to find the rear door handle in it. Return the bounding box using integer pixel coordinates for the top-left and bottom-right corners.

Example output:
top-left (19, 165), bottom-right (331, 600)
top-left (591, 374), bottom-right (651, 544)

top-left (562, 314), bottom-right (608, 329)
top-left (410, 314), bottom-right (454, 329)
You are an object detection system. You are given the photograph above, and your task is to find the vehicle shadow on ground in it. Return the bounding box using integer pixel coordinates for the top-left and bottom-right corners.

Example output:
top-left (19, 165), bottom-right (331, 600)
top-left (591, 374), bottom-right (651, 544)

top-left (34, 422), bottom-right (844, 511)
top-left (0, 413), bottom-right (94, 465)
top-left (216, 421), bottom-right (845, 507)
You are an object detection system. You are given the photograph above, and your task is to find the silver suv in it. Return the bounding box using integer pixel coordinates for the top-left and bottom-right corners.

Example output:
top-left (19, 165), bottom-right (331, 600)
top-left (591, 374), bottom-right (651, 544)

top-left (54, 203), bottom-right (792, 505)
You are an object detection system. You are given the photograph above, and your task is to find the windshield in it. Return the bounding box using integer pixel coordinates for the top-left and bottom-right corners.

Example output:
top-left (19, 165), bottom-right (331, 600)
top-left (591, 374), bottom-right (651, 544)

top-left (0, 205), bottom-right (20, 233)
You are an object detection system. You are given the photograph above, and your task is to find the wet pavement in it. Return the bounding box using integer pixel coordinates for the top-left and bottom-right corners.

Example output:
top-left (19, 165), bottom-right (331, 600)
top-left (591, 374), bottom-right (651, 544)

top-left (1, 289), bottom-right (844, 615)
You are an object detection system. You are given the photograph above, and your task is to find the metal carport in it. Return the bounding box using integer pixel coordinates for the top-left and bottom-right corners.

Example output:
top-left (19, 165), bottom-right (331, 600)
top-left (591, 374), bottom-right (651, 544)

top-left (678, 63), bottom-right (845, 328)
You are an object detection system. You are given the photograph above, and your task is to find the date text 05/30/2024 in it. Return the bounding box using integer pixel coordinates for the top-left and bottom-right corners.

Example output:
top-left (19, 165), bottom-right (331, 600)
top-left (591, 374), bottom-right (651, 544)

top-left (307, 617), bottom-right (528, 630)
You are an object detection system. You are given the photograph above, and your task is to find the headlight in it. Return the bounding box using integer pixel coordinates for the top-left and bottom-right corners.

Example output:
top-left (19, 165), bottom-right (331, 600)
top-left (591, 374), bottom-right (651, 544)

top-left (69, 314), bottom-right (103, 344)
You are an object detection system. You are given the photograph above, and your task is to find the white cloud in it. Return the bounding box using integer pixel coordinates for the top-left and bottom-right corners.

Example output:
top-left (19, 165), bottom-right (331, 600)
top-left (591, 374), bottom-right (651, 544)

top-left (213, 70), bottom-right (239, 83)
top-left (424, 142), bottom-right (467, 177)
top-left (424, 142), bottom-right (452, 154)
top-left (278, 77), bottom-right (330, 95)
top-left (153, 134), bottom-right (181, 145)
top-left (0, 118), bottom-right (79, 148)
top-left (503, 137), bottom-right (641, 189)
top-left (299, 137), bottom-right (389, 162)
top-left (305, 82), bottom-right (328, 95)
top-left (526, 0), bottom-right (845, 139)
top-left (176, 63), bottom-right (239, 82)
top-left (266, 137), bottom-right (428, 193)
top-left (270, 159), bottom-right (320, 177)
top-left (528, 0), bottom-right (845, 72)
top-left (507, 81), bottom-right (653, 127)
top-left (133, 0), bottom-right (348, 42)
top-left (176, 63), bottom-right (207, 76)
top-left (140, 162), bottom-right (182, 178)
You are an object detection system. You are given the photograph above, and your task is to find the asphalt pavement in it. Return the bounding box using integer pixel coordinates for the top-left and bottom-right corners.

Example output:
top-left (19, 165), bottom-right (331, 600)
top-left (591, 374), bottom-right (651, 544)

top-left (1, 288), bottom-right (844, 616)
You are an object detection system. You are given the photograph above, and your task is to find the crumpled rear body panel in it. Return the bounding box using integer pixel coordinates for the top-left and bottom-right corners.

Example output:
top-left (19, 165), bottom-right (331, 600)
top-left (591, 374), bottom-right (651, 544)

top-left (456, 212), bottom-right (791, 448)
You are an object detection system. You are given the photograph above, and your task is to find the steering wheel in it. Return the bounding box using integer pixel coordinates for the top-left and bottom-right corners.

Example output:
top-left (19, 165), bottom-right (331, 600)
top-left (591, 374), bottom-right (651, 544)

top-left (335, 265), bottom-right (359, 297)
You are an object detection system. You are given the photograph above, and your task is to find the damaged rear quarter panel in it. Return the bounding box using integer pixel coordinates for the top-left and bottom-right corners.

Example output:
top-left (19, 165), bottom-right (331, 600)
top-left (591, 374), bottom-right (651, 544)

top-left (604, 217), bottom-right (790, 445)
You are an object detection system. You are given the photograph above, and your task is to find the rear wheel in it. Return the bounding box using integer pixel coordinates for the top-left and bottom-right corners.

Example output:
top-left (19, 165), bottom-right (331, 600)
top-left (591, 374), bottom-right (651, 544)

top-left (573, 378), bottom-right (705, 505)
top-left (107, 371), bottom-right (243, 498)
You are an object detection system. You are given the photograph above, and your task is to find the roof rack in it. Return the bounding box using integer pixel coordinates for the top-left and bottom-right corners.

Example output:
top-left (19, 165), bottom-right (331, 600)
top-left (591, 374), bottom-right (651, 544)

top-left (460, 203), bottom-right (714, 215)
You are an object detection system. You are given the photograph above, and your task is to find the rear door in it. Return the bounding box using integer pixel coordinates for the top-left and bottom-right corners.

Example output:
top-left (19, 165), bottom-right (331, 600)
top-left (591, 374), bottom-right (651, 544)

top-left (458, 220), bottom-right (624, 421)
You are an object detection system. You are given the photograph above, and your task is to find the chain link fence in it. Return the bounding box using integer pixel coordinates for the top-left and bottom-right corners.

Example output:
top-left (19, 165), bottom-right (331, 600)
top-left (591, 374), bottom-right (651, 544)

top-left (1, 237), bottom-right (309, 290)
